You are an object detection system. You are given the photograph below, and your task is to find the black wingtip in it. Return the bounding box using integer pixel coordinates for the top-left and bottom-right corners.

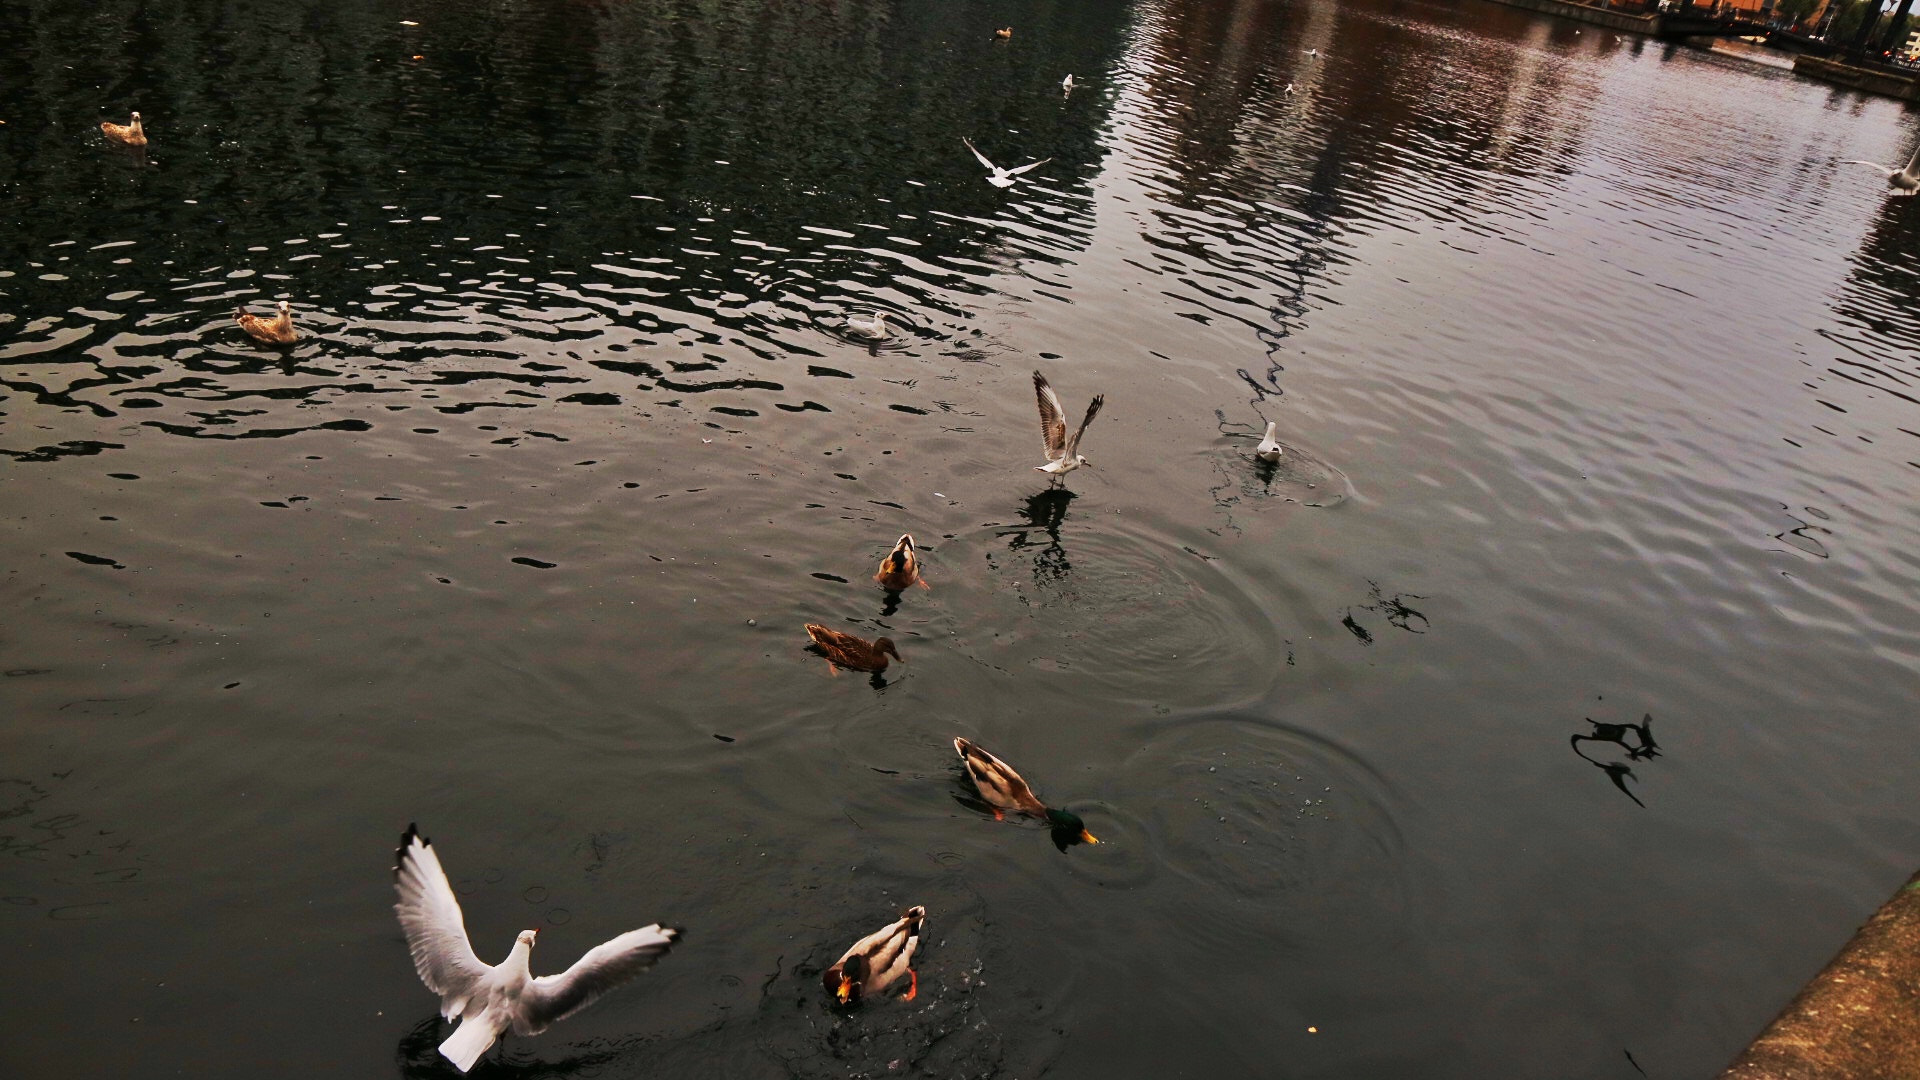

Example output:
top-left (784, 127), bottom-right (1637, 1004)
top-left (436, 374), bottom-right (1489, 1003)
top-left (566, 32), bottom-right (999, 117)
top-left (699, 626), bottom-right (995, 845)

top-left (394, 823), bottom-right (427, 877)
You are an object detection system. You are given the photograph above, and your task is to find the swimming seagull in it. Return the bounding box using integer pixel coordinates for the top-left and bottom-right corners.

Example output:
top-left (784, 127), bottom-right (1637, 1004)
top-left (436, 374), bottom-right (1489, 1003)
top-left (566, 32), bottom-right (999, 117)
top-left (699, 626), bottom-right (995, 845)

top-left (392, 825), bottom-right (679, 1073)
top-left (845, 311), bottom-right (891, 340)
top-left (1032, 369), bottom-right (1103, 480)
top-left (1840, 145), bottom-right (1920, 197)
top-left (1255, 420), bottom-right (1284, 462)
top-left (1284, 83), bottom-right (1295, 95)
top-left (963, 137), bottom-right (1051, 189)
top-left (1303, 48), bottom-right (1318, 57)
top-left (1062, 74), bottom-right (1075, 93)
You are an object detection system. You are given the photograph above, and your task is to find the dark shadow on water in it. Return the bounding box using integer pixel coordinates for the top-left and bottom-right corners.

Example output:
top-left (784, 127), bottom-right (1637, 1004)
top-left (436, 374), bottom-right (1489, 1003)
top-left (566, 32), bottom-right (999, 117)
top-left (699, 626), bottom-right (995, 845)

top-left (1569, 714), bottom-right (1662, 808)
top-left (995, 487), bottom-right (1076, 587)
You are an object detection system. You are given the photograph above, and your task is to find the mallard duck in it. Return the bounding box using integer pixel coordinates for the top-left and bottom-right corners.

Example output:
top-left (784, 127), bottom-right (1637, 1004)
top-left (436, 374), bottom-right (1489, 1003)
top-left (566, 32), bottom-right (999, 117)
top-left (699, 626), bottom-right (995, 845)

top-left (994, 26), bottom-right (1012, 39)
top-left (845, 311), bottom-right (890, 340)
top-left (874, 533), bottom-right (928, 592)
top-left (804, 623), bottom-right (903, 673)
top-left (823, 906), bottom-right (925, 1005)
top-left (954, 737), bottom-right (1098, 844)
top-left (100, 112), bottom-right (146, 147)
top-left (1255, 420), bottom-right (1284, 462)
top-left (234, 300), bottom-right (297, 344)
top-left (1032, 369), bottom-right (1103, 479)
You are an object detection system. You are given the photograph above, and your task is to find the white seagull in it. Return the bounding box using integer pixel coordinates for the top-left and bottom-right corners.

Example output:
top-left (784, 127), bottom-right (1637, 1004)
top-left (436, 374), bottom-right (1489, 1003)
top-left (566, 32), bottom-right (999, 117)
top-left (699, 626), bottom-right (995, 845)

top-left (1840, 145), bottom-right (1920, 197)
top-left (1061, 73), bottom-right (1075, 93)
top-left (963, 137), bottom-right (1051, 189)
top-left (1255, 420), bottom-right (1284, 462)
top-left (393, 825), bottom-right (679, 1073)
top-left (1303, 48), bottom-right (1319, 57)
top-left (845, 311), bottom-right (891, 340)
top-left (1032, 369), bottom-right (1103, 479)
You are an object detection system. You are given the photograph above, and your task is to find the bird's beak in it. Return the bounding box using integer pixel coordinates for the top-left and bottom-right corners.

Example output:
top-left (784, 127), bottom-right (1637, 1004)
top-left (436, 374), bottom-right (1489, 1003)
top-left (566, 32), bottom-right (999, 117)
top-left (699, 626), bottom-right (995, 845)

top-left (1080, 828), bottom-right (1099, 845)
top-left (529, 930), bottom-right (538, 943)
top-left (835, 976), bottom-right (854, 1003)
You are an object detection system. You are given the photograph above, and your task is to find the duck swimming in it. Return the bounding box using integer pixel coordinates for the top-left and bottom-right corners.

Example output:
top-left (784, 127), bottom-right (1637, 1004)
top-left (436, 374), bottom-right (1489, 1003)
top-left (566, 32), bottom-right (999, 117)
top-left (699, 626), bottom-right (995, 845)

top-left (234, 300), bottom-right (298, 344)
top-left (804, 623), bottom-right (904, 673)
top-left (100, 112), bottom-right (146, 147)
top-left (823, 906), bottom-right (925, 1005)
top-left (953, 737), bottom-right (1098, 845)
top-left (874, 534), bottom-right (927, 592)
top-left (845, 311), bottom-right (891, 340)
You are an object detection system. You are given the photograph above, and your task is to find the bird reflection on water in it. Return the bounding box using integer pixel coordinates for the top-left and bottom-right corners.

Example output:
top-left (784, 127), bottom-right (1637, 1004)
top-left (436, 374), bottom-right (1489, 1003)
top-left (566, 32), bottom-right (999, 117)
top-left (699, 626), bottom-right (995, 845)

top-left (1570, 715), bottom-right (1662, 808)
top-left (996, 487), bottom-right (1077, 589)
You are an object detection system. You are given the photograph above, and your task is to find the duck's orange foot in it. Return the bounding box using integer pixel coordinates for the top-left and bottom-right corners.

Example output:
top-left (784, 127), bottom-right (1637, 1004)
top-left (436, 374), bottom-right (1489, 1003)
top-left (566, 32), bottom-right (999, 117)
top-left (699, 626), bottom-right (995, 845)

top-left (916, 579), bottom-right (932, 591)
top-left (902, 969), bottom-right (918, 1001)
top-left (992, 809), bottom-right (1004, 821)
top-left (826, 661), bottom-right (840, 676)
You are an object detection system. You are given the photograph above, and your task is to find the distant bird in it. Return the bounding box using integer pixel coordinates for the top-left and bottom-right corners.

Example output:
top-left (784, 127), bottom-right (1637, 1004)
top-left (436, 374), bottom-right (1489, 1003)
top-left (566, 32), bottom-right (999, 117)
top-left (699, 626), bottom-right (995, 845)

top-left (954, 737), bottom-right (1099, 845)
top-left (1284, 83), bottom-right (1295, 95)
top-left (804, 623), bottom-right (904, 673)
top-left (874, 533), bottom-right (928, 591)
top-left (100, 111), bottom-right (146, 147)
top-left (392, 826), bottom-right (678, 1073)
top-left (1840, 145), bottom-right (1920, 197)
top-left (844, 311), bottom-right (891, 340)
top-left (1031, 369), bottom-right (1103, 480)
top-left (1061, 74), bottom-right (1075, 92)
top-left (1303, 48), bottom-right (1319, 57)
top-left (233, 300), bottom-right (298, 344)
top-left (1255, 420), bottom-right (1284, 462)
top-left (994, 26), bottom-right (1012, 39)
top-left (823, 906), bottom-right (926, 1005)
top-left (962, 137), bottom-right (1051, 189)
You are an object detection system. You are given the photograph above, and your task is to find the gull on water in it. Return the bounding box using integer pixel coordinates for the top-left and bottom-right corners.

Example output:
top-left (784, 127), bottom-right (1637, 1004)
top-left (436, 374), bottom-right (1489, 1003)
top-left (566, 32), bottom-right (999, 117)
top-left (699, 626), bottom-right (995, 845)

top-left (1031, 369), bottom-right (1103, 480)
top-left (1256, 420), bottom-right (1284, 462)
top-left (963, 137), bottom-right (1051, 189)
top-left (845, 311), bottom-right (891, 339)
top-left (1303, 48), bottom-right (1318, 57)
top-left (1840, 145), bottom-right (1920, 197)
top-left (1062, 74), bottom-right (1075, 93)
top-left (393, 826), bottom-right (679, 1073)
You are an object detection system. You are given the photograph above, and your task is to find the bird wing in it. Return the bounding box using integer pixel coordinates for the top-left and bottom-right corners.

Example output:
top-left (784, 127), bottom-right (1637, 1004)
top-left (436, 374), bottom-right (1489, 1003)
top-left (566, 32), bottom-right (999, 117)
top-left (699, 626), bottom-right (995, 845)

top-left (517, 925), bottom-right (678, 1035)
top-left (1006, 157), bottom-right (1052, 177)
top-left (393, 826), bottom-right (492, 1013)
top-left (1033, 371), bottom-right (1068, 460)
top-left (962, 137), bottom-right (997, 172)
top-left (1906, 144), bottom-right (1920, 174)
top-left (1840, 160), bottom-right (1896, 177)
top-left (956, 738), bottom-right (1044, 812)
top-left (806, 623), bottom-right (865, 652)
top-left (1065, 394), bottom-right (1103, 456)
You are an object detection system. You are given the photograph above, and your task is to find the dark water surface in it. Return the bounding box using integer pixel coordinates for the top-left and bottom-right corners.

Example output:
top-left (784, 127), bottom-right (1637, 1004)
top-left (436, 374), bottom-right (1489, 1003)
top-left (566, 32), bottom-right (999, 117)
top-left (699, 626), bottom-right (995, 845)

top-left (5, 0), bottom-right (1920, 1076)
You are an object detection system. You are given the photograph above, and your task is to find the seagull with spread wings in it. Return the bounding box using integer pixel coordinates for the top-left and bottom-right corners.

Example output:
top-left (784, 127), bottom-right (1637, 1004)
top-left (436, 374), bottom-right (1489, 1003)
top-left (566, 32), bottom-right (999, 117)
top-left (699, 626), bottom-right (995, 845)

top-left (1031, 369), bottom-right (1103, 480)
top-left (392, 825), bottom-right (679, 1073)
top-left (962, 137), bottom-right (1052, 189)
top-left (1840, 144), bottom-right (1920, 197)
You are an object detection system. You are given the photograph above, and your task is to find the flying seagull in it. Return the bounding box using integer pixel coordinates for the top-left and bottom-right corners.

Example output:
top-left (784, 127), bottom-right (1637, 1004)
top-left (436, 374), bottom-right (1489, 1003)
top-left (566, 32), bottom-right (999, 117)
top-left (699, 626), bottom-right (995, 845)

top-left (963, 137), bottom-right (1051, 189)
top-left (1032, 369), bottom-right (1103, 480)
top-left (1840, 145), bottom-right (1920, 197)
top-left (1255, 420), bottom-right (1284, 462)
top-left (392, 825), bottom-right (679, 1073)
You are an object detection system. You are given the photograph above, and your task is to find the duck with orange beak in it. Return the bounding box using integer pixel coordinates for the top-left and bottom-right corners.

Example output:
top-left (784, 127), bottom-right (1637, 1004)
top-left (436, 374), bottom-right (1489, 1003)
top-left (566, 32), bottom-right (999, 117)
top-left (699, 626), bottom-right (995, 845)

top-left (823, 906), bottom-right (925, 1006)
top-left (954, 737), bottom-right (1099, 846)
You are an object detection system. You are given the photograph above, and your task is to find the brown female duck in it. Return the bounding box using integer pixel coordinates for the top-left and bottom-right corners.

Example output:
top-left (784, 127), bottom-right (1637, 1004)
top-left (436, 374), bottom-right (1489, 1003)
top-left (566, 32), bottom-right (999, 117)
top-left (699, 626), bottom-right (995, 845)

top-left (234, 300), bottom-right (297, 344)
top-left (954, 737), bottom-right (1098, 844)
top-left (804, 623), bottom-right (903, 674)
top-left (823, 906), bottom-right (925, 1005)
top-left (100, 112), bottom-right (147, 147)
top-left (874, 533), bottom-right (928, 592)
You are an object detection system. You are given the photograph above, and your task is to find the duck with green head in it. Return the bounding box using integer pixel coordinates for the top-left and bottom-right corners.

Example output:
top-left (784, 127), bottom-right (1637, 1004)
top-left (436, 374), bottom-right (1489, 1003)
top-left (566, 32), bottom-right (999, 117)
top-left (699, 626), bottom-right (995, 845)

top-left (953, 737), bottom-right (1098, 846)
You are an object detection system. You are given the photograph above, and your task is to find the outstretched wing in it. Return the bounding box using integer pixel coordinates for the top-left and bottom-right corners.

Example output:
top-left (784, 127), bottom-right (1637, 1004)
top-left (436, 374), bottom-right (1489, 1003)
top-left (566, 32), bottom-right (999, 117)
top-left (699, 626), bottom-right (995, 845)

top-left (1006, 157), bottom-right (1052, 177)
top-left (393, 825), bottom-right (492, 1014)
top-left (1033, 371), bottom-right (1068, 461)
top-left (517, 925), bottom-right (678, 1035)
top-left (1840, 159), bottom-right (1896, 177)
top-left (1906, 144), bottom-right (1920, 174)
top-left (1066, 394), bottom-right (1104, 456)
top-left (961, 137), bottom-right (996, 172)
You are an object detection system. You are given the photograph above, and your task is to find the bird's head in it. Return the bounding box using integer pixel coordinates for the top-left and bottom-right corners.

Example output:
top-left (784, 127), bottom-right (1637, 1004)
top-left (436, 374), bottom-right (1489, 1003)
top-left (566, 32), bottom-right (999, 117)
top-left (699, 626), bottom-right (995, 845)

top-left (277, 300), bottom-right (291, 317)
top-left (1075, 454), bottom-right (1093, 468)
top-left (131, 112), bottom-right (142, 121)
top-left (1046, 808), bottom-right (1099, 846)
top-left (517, 929), bottom-right (538, 949)
top-left (874, 637), bottom-right (904, 664)
top-left (825, 955), bottom-right (868, 1005)
top-left (887, 534), bottom-right (915, 570)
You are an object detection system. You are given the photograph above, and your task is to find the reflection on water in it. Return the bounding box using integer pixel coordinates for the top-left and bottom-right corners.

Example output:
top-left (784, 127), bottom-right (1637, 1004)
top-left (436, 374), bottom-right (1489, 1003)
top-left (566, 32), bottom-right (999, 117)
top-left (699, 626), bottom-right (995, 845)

top-left (8, 0), bottom-right (1920, 1076)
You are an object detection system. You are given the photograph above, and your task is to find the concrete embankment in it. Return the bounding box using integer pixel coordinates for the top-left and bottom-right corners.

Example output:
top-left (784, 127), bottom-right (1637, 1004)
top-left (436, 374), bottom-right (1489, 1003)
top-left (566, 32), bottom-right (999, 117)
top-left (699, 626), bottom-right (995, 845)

top-left (1479, 0), bottom-right (1661, 33)
top-left (1790, 55), bottom-right (1920, 102)
top-left (1720, 869), bottom-right (1920, 1079)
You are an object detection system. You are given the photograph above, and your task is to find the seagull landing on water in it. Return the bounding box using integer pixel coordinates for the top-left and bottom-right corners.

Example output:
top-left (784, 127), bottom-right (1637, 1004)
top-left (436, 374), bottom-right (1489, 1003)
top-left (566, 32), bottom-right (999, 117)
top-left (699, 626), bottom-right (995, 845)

top-left (963, 137), bottom-right (1051, 189)
top-left (1032, 369), bottom-right (1103, 480)
top-left (845, 311), bottom-right (891, 340)
top-left (393, 826), bottom-right (679, 1073)
top-left (1255, 420), bottom-right (1284, 462)
top-left (1840, 145), bottom-right (1920, 197)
